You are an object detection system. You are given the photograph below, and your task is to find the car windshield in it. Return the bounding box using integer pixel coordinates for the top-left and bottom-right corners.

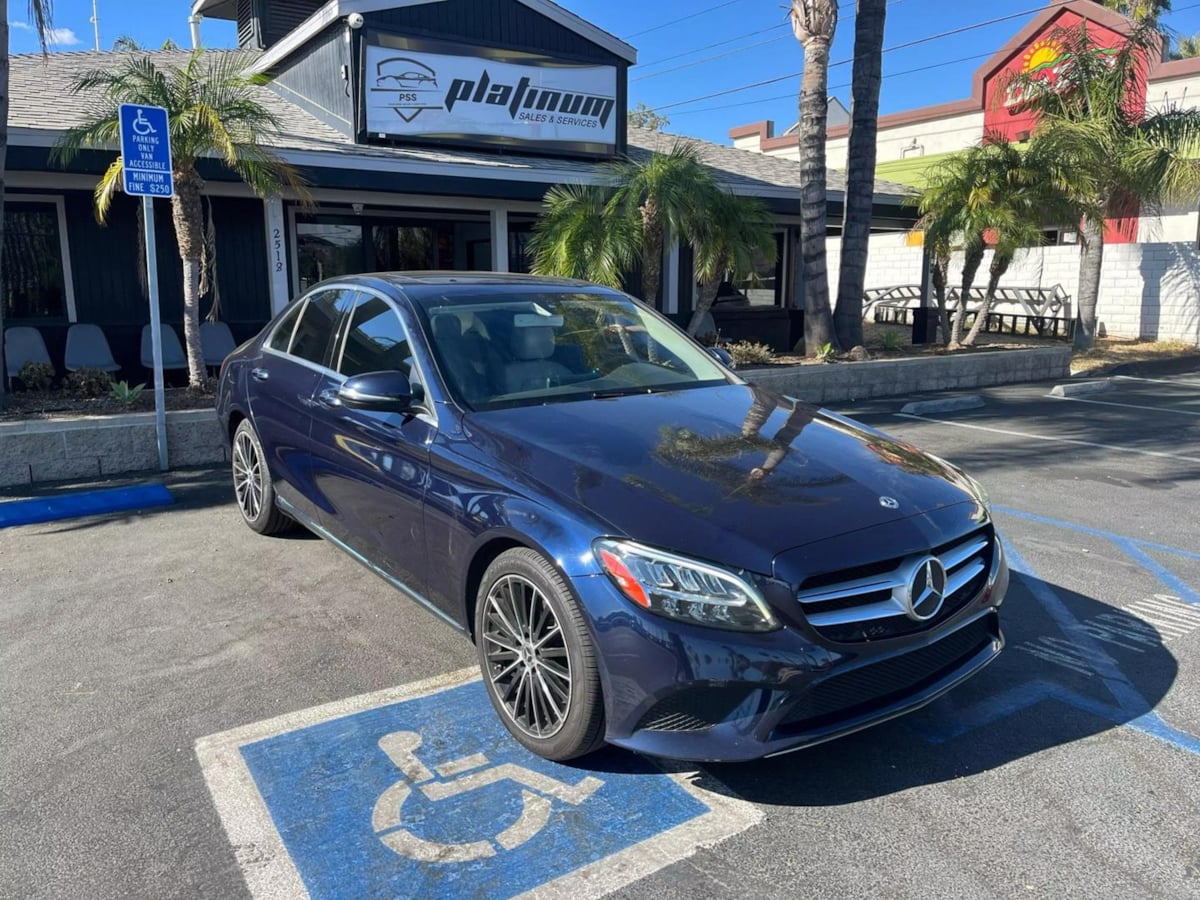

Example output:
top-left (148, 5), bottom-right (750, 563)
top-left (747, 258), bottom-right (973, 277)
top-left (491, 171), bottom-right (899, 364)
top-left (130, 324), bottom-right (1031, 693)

top-left (412, 289), bottom-right (731, 410)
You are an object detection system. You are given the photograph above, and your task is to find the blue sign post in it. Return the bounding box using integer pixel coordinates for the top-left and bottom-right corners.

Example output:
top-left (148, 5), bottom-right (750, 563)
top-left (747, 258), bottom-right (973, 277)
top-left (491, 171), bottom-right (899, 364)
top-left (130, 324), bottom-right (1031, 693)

top-left (119, 104), bottom-right (173, 471)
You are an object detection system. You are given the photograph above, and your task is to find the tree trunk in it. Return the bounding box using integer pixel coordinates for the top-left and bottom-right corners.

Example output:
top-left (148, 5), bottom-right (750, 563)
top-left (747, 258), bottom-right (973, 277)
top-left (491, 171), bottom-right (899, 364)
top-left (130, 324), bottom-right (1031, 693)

top-left (833, 0), bottom-right (888, 351)
top-left (798, 31), bottom-right (837, 356)
top-left (931, 252), bottom-right (952, 345)
top-left (950, 237), bottom-right (985, 347)
top-left (1074, 216), bottom-right (1104, 350)
top-left (0, 16), bottom-right (9, 408)
top-left (961, 252), bottom-right (1011, 347)
top-left (171, 169), bottom-right (209, 388)
top-left (687, 279), bottom-right (721, 337)
top-left (640, 198), bottom-right (662, 308)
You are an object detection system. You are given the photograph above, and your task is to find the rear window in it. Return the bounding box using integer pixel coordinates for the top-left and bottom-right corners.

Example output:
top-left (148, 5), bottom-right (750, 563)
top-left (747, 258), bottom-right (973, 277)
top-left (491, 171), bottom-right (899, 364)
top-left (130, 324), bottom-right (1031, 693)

top-left (288, 290), bottom-right (342, 366)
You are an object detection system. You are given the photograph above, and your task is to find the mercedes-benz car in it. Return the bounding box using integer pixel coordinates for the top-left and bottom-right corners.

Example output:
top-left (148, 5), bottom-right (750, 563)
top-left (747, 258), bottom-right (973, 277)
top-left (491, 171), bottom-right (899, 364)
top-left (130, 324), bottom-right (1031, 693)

top-left (216, 274), bottom-right (1007, 762)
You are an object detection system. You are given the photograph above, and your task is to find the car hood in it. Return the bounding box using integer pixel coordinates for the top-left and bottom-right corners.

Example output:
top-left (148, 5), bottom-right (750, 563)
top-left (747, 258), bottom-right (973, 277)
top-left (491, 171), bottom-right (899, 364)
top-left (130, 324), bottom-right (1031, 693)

top-left (461, 384), bottom-right (983, 575)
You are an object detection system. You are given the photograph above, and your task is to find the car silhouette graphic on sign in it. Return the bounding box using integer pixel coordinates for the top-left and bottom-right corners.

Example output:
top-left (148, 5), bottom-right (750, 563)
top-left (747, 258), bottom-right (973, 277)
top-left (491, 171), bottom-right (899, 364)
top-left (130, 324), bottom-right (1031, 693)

top-left (371, 57), bottom-right (442, 122)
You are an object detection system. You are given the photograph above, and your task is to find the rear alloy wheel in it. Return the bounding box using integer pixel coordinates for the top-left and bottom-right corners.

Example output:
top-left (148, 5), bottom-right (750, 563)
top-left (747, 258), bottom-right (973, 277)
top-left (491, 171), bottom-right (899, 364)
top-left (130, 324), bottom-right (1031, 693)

top-left (476, 548), bottom-right (605, 761)
top-left (231, 419), bottom-right (293, 536)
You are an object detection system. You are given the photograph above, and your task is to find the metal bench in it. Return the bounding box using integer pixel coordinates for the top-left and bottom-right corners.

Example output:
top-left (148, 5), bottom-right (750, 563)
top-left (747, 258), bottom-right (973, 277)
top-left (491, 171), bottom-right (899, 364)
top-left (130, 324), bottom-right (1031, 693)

top-left (868, 283), bottom-right (1075, 340)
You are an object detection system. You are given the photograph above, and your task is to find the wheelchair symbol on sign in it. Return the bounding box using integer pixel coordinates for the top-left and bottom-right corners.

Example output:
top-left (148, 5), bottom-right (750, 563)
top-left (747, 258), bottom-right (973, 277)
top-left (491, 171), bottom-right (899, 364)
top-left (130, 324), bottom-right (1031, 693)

top-left (131, 108), bottom-right (157, 136)
top-left (371, 731), bottom-right (604, 864)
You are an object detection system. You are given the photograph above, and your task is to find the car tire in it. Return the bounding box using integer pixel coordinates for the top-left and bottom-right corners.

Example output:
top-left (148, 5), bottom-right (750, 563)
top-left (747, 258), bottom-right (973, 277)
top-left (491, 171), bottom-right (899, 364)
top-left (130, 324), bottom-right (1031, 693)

top-left (231, 419), bottom-right (293, 536)
top-left (476, 548), bottom-right (606, 761)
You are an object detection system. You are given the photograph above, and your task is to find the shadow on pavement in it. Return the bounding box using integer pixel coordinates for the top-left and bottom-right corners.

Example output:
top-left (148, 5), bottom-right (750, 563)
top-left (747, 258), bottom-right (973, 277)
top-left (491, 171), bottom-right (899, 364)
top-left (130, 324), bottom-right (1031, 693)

top-left (695, 571), bottom-right (1185, 806)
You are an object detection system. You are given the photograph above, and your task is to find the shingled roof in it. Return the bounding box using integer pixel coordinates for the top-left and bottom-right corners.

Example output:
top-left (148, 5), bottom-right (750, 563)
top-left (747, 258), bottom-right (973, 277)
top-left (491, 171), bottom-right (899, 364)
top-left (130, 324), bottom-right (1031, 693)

top-left (8, 50), bottom-right (914, 203)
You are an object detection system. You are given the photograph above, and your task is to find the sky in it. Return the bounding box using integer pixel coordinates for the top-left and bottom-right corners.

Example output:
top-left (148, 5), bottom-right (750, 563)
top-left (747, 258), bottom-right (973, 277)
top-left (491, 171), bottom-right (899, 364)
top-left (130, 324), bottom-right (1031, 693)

top-left (10, 0), bottom-right (1200, 146)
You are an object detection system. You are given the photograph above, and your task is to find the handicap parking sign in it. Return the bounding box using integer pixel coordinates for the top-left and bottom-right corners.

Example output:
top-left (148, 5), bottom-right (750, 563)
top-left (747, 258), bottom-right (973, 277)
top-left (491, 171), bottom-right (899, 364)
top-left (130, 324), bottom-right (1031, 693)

top-left (198, 671), bottom-right (760, 899)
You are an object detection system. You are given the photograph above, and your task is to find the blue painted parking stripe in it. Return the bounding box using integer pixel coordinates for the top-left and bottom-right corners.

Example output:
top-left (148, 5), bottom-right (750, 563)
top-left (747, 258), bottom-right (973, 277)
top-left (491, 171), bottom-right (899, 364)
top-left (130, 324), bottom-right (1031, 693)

top-left (995, 506), bottom-right (1200, 562)
top-left (0, 483), bottom-right (174, 528)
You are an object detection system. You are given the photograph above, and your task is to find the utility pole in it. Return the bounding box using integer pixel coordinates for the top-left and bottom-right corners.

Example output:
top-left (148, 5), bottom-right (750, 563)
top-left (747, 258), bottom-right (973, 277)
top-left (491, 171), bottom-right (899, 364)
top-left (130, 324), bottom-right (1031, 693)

top-left (90, 0), bottom-right (100, 51)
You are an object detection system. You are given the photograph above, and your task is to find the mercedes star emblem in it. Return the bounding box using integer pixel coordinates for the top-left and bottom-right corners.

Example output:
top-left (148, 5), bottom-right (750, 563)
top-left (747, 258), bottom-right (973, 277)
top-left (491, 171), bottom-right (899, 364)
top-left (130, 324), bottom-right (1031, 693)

top-left (879, 496), bottom-right (900, 509)
top-left (906, 556), bottom-right (948, 621)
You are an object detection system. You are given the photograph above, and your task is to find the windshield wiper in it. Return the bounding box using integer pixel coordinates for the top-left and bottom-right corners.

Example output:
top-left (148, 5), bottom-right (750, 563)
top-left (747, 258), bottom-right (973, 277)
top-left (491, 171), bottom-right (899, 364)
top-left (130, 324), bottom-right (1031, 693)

top-left (590, 386), bottom-right (670, 399)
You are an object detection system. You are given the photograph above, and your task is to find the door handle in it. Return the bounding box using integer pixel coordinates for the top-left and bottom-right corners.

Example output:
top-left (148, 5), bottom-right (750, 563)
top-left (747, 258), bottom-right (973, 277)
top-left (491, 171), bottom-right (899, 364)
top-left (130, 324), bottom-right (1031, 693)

top-left (317, 388), bottom-right (342, 408)
top-left (251, 367), bottom-right (269, 382)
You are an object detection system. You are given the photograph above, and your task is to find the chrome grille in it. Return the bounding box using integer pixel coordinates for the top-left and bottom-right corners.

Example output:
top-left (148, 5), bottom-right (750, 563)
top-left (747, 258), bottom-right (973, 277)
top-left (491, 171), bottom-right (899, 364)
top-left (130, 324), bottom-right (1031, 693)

top-left (795, 526), bottom-right (993, 642)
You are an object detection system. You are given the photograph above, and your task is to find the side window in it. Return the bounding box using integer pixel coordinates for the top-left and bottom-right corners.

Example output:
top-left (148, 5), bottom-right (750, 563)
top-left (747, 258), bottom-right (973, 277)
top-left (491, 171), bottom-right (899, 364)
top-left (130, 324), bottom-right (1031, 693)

top-left (288, 290), bottom-right (343, 366)
top-left (266, 302), bottom-right (303, 353)
top-left (337, 295), bottom-right (415, 378)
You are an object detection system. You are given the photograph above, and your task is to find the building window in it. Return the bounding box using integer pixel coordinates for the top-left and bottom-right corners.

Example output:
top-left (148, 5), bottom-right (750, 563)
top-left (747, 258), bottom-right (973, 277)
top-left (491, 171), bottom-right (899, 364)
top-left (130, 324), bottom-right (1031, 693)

top-left (736, 232), bottom-right (786, 306)
top-left (2, 201), bottom-right (70, 321)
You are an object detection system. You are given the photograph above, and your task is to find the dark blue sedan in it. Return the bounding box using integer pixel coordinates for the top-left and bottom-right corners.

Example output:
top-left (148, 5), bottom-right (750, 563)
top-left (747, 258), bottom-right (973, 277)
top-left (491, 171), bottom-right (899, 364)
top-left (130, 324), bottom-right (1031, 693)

top-left (216, 274), bottom-right (1008, 762)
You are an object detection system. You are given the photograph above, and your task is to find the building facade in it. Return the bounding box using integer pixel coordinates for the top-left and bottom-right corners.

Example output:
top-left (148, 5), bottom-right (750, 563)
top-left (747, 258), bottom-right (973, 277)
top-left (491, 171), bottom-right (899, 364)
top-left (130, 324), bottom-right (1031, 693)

top-left (3, 0), bottom-right (916, 375)
top-left (729, 0), bottom-right (1200, 345)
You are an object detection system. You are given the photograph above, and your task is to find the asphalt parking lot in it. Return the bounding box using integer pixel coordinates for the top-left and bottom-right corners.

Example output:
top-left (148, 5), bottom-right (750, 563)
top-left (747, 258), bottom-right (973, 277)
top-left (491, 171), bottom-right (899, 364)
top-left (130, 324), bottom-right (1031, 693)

top-left (3, 371), bottom-right (1200, 899)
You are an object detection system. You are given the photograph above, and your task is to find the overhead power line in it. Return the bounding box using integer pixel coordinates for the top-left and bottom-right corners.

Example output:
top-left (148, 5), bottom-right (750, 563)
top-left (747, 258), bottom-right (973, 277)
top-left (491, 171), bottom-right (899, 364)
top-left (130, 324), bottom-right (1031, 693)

top-left (634, 0), bottom-right (905, 82)
top-left (647, 0), bottom-right (1083, 114)
top-left (622, 0), bottom-right (750, 39)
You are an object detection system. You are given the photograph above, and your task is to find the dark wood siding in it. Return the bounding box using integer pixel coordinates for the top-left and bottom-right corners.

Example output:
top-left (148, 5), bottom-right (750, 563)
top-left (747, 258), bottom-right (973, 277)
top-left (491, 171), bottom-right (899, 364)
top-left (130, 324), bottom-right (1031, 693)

top-left (263, 0), bottom-right (325, 47)
top-left (364, 0), bottom-right (626, 65)
top-left (48, 191), bottom-right (271, 376)
top-left (272, 24), bottom-right (354, 134)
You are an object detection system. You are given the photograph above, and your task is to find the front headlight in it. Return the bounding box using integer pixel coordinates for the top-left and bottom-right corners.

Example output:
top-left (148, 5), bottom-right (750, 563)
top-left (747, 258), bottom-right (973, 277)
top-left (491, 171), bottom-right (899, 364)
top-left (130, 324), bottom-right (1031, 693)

top-left (593, 539), bottom-right (779, 633)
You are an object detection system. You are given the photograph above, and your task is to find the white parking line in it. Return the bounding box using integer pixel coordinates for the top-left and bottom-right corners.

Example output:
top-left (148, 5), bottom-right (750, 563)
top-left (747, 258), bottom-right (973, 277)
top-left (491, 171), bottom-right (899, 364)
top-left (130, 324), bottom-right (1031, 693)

top-left (894, 413), bottom-right (1200, 464)
top-left (1046, 395), bottom-right (1200, 416)
top-left (1113, 375), bottom-right (1200, 389)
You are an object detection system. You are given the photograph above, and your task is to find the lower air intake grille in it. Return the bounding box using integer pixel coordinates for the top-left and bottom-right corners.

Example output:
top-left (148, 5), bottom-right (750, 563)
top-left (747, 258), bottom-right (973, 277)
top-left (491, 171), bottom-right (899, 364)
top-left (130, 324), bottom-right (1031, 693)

top-left (776, 615), bottom-right (996, 734)
top-left (636, 685), bottom-right (752, 733)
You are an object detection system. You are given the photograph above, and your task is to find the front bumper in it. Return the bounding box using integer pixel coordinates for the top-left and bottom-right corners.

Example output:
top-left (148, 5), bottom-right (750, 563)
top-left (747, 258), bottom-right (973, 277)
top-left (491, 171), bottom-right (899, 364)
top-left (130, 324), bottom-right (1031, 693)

top-left (579, 538), bottom-right (1009, 762)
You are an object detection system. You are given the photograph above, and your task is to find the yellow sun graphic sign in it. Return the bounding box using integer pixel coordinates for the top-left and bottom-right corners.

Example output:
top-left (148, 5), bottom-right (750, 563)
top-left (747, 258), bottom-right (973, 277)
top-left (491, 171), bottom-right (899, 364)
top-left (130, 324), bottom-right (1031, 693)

top-left (1023, 38), bottom-right (1064, 75)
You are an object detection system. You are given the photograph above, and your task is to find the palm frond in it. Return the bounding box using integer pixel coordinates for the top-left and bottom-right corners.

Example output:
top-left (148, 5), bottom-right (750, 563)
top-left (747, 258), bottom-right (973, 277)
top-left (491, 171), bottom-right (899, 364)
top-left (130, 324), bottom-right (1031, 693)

top-left (93, 158), bottom-right (125, 224)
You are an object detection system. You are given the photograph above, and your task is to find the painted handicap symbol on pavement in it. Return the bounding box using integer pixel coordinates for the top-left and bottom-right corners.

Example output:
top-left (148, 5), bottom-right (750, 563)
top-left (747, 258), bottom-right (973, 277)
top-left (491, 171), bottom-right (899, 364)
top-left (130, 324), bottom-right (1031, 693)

top-left (371, 730), bottom-right (602, 864)
top-left (197, 673), bottom-right (760, 899)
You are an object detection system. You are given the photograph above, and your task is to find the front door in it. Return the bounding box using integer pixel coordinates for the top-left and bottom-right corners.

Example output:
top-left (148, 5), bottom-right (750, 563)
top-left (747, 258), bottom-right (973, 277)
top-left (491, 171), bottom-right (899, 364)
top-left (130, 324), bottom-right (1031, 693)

top-left (308, 291), bottom-right (435, 597)
top-left (248, 288), bottom-right (344, 521)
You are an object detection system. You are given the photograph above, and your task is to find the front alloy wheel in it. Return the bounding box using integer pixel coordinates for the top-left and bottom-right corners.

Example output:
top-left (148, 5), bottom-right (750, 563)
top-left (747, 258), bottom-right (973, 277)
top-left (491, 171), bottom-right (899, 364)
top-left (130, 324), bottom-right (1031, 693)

top-left (476, 549), bottom-right (605, 760)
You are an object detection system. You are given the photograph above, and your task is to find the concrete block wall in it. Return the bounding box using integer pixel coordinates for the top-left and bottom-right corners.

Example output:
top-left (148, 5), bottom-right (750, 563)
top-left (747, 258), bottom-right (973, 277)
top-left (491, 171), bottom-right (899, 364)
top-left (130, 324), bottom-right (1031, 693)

top-left (828, 236), bottom-right (1200, 345)
top-left (744, 347), bottom-right (1071, 406)
top-left (0, 409), bottom-right (228, 488)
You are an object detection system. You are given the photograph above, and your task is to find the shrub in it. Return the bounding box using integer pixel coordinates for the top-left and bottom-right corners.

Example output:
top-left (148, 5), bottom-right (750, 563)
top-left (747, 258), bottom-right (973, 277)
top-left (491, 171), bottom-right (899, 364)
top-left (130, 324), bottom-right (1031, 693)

top-left (815, 342), bottom-right (836, 363)
top-left (878, 330), bottom-right (905, 351)
top-left (726, 340), bottom-right (776, 367)
top-left (65, 367), bottom-right (114, 398)
top-left (109, 380), bottom-right (146, 408)
top-left (16, 361), bottom-right (55, 392)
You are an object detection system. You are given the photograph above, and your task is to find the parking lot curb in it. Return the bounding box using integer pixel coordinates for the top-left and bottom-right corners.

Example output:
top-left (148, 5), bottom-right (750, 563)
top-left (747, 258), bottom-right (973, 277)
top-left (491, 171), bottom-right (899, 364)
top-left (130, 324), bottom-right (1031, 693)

top-left (1051, 380), bottom-right (1113, 397)
top-left (899, 395), bottom-right (986, 415)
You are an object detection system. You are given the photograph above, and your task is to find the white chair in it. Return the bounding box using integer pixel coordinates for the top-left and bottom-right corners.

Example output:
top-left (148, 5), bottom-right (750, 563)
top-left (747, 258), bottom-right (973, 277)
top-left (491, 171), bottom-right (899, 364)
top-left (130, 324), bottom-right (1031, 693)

top-left (64, 324), bottom-right (120, 373)
top-left (4, 326), bottom-right (52, 389)
top-left (200, 321), bottom-right (237, 367)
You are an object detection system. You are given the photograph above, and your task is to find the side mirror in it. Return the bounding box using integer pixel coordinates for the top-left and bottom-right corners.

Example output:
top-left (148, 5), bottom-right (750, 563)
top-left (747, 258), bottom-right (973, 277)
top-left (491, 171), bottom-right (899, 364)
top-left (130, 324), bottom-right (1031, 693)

top-left (337, 370), bottom-right (421, 412)
top-left (707, 347), bottom-right (735, 368)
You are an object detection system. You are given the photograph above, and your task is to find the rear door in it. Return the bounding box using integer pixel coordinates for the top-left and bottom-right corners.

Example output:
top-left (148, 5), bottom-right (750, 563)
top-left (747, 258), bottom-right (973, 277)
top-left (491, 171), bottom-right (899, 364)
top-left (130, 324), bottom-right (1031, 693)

top-left (247, 288), bottom-right (344, 521)
top-left (307, 290), bottom-right (436, 597)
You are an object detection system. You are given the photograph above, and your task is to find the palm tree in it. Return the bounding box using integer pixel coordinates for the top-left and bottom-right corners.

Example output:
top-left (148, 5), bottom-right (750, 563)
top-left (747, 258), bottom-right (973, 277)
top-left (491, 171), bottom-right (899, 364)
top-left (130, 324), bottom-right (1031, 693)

top-left (113, 36), bottom-right (183, 52)
top-left (915, 148), bottom-right (993, 346)
top-left (833, 0), bottom-right (888, 351)
top-left (1, 1), bottom-right (54, 409)
top-left (687, 191), bottom-right (777, 336)
top-left (1093, 0), bottom-right (1171, 24)
top-left (1170, 32), bottom-right (1200, 59)
top-left (790, 0), bottom-right (839, 356)
top-left (958, 139), bottom-right (1077, 347)
top-left (55, 51), bottom-right (307, 387)
top-left (608, 143), bottom-right (719, 307)
top-left (1006, 22), bottom-right (1200, 348)
top-left (528, 184), bottom-right (639, 288)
